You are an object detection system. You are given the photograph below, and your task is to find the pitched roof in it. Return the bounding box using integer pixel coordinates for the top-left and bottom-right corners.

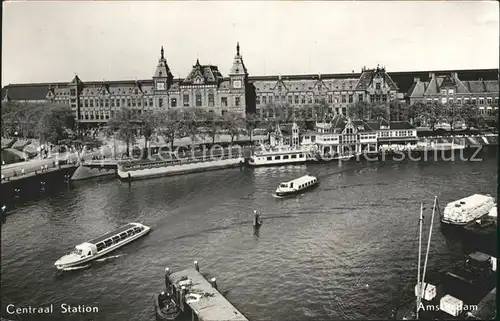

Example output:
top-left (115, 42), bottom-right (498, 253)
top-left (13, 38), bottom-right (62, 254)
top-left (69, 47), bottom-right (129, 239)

top-left (1, 83), bottom-right (52, 101)
top-left (389, 121), bottom-right (415, 129)
top-left (355, 68), bottom-right (399, 91)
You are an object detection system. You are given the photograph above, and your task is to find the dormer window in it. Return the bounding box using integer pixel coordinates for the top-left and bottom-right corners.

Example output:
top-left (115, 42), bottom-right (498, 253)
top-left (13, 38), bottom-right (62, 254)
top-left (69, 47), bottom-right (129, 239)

top-left (376, 83), bottom-right (381, 90)
top-left (441, 89), bottom-right (447, 95)
top-left (134, 89), bottom-right (138, 95)
top-left (159, 71), bottom-right (162, 76)
top-left (448, 89), bottom-right (454, 95)
top-left (318, 84), bottom-right (322, 91)
top-left (278, 85), bottom-right (282, 91)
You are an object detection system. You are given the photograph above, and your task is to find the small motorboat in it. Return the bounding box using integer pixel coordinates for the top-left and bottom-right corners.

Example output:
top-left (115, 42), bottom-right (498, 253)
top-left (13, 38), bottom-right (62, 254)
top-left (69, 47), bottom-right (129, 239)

top-left (275, 174), bottom-right (319, 197)
top-left (154, 291), bottom-right (181, 321)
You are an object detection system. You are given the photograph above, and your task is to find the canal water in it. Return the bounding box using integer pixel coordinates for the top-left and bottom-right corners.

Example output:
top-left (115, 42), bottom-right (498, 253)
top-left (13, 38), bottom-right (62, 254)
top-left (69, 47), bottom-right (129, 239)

top-left (1, 147), bottom-right (497, 321)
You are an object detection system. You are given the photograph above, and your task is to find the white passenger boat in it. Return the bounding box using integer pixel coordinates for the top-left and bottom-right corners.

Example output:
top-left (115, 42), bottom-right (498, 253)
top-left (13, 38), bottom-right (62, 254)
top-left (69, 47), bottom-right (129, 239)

top-left (248, 146), bottom-right (313, 167)
top-left (441, 194), bottom-right (496, 226)
top-left (54, 223), bottom-right (151, 270)
top-left (274, 174), bottom-right (319, 197)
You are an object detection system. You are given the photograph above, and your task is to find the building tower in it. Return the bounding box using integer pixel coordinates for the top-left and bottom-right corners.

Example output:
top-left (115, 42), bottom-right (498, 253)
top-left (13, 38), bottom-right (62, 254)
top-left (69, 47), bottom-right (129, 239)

top-left (228, 42), bottom-right (248, 115)
top-left (152, 46), bottom-right (173, 108)
top-left (68, 75), bottom-right (84, 132)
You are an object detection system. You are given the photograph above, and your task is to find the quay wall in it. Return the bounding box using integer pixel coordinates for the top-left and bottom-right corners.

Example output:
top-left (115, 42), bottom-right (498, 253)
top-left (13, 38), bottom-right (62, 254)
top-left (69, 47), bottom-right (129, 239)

top-left (118, 157), bottom-right (245, 181)
top-left (71, 165), bottom-right (117, 181)
top-left (0, 166), bottom-right (76, 204)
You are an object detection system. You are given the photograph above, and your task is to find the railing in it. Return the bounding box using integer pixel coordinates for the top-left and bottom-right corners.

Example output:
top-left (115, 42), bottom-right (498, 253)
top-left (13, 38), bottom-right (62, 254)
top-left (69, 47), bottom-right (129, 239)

top-left (118, 153), bottom-right (243, 172)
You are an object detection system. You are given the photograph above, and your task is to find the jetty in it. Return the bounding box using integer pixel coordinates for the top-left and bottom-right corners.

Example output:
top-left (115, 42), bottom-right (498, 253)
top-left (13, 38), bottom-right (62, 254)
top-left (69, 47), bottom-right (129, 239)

top-left (164, 262), bottom-right (248, 321)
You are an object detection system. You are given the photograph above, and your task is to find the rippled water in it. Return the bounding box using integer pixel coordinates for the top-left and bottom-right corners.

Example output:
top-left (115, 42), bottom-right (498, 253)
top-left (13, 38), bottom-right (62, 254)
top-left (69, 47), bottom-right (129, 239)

top-left (1, 147), bottom-right (497, 321)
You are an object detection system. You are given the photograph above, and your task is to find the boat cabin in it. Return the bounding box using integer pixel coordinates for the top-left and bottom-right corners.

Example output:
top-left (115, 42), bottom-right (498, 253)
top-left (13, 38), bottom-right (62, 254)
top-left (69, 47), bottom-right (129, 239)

top-left (89, 223), bottom-right (145, 253)
top-left (72, 243), bottom-right (98, 258)
top-left (277, 175), bottom-right (318, 193)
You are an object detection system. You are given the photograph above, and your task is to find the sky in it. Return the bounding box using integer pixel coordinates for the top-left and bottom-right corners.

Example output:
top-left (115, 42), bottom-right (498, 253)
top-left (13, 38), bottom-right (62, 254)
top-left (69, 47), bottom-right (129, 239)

top-left (2, 1), bottom-right (499, 85)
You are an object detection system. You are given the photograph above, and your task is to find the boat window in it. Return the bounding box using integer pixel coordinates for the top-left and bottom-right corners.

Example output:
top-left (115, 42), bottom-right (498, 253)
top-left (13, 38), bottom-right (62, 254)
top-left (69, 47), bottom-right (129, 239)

top-left (104, 239), bottom-right (113, 246)
top-left (283, 155), bottom-right (289, 159)
top-left (291, 155), bottom-right (297, 159)
top-left (96, 243), bottom-right (105, 251)
top-left (119, 232), bottom-right (127, 238)
top-left (280, 183), bottom-right (288, 188)
top-left (274, 156), bottom-right (281, 160)
top-left (87, 250), bottom-right (91, 256)
top-left (267, 157), bottom-right (272, 160)
top-left (127, 230), bottom-right (135, 236)
top-left (299, 153), bottom-right (304, 157)
top-left (290, 183), bottom-right (294, 188)
top-left (112, 236), bottom-right (120, 243)
top-left (133, 227), bottom-right (142, 233)
top-left (72, 248), bottom-right (83, 256)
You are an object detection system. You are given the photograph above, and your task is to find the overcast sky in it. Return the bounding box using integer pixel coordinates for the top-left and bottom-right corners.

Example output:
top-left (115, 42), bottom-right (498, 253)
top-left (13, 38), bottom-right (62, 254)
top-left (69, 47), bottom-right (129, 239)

top-left (2, 1), bottom-right (498, 85)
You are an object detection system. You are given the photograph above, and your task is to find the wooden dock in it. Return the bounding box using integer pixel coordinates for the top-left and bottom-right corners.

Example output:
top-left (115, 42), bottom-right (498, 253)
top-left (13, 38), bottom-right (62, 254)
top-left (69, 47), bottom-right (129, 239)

top-left (167, 263), bottom-right (248, 321)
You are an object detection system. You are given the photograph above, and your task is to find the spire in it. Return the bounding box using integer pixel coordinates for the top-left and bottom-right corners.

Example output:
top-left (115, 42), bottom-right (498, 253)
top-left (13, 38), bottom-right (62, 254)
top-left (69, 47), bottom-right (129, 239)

top-left (161, 46), bottom-right (164, 60)
top-left (236, 42), bottom-right (240, 56)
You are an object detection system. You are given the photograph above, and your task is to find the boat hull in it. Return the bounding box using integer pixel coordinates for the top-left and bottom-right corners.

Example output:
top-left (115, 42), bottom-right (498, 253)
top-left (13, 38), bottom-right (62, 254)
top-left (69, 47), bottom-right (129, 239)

top-left (154, 293), bottom-right (181, 321)
top-left (55, 227), bottom-right (150, 270)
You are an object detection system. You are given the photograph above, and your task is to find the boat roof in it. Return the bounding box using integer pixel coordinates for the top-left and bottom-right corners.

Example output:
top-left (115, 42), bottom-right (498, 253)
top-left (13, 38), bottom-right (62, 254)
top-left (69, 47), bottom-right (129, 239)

top-left (283, 174), bottom-right (317, 184)
top-left (446, 194), bottom-right (494, 209)
top-left (88, 223), bottom-right (139, 244)
top-left (468, 251), bottom-right (491, 262)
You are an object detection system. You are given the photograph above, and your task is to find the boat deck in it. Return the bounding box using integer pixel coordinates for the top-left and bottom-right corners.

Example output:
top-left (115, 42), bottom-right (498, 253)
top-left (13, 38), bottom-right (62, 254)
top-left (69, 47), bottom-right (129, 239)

top-left (88, 223), bottom-right (136, 244)
top-left (169, 268), bottom-right (248, 321)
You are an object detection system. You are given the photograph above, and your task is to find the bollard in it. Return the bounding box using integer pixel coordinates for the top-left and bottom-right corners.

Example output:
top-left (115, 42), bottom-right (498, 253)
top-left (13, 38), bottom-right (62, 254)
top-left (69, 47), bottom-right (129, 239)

top-left (210, 278), bottom-right (218, 290)
top-left (179, 286), bottom-right (186, 311)
top-left (194, 261), bottom-right (199, 272)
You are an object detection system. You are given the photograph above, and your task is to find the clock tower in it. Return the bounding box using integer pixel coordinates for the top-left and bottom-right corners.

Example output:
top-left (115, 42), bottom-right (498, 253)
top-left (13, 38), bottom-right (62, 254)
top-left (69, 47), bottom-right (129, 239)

top-left (152, 46), bottom-right (173, 107)
top-left (228, 42), bottom-right (248, 115)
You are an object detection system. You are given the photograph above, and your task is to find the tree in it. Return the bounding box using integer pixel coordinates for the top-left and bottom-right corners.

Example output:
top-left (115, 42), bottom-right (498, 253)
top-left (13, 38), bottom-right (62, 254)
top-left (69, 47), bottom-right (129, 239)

top-left (205, 112), bottom-right (221, 145)
top-left (408, 101), bottom-right (427, 126)
top-left (459, 104), bottom-right (478, 130)
top-left (139, 111), bottom-right (157, 158)
top-left (181, 108), bottom-right (200, 146)
top-left (244, 113), bottom-right (258, 143)
top-left (33, 104), bottom-right (75, 145)
top-left (347, 101), bottom-right (370, 120)
top-left (371, 104), bottom-right (388, 120)
top-left (157, 109), bottom-right (183, 150)
top-left (107, 108), bottom-right (137, 157)
top-left (223, 112), bottom-right (244, 145)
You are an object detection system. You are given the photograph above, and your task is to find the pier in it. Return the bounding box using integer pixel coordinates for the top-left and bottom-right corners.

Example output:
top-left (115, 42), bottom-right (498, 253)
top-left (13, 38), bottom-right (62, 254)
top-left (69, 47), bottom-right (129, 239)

top-left (165, 262), bottom-right (249, 321)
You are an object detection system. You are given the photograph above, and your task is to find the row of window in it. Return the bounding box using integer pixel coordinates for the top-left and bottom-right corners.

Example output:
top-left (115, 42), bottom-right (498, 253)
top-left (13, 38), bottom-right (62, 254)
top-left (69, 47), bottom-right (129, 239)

top-left (425, 97), bottom-right (499, 106)
top-left (170, 95), bottom-right (239, 107)
top-left (379, 130), bottom-right (414, 137)
top-left (266, 153), bottom-right (305, 161)
top-left (271, 82), bottom-right (385, 92)
top-left (297, 179), bottom-right (317, 190)
top-left (256, 93), bottom-right (391, 105)
top-left (81, 97), bottom-right (155, 108)
top-left (95, 227), bottom-right (143, 252)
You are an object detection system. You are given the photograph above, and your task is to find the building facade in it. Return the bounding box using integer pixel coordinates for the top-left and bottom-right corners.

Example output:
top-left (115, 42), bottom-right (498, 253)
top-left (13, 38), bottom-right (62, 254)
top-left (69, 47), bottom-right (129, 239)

top-left (406, 72), bottom-right (499, 115)
top-left (1, 43), bottom-right (498, 126)
top-left (2, 43), bottom-right (250, 125)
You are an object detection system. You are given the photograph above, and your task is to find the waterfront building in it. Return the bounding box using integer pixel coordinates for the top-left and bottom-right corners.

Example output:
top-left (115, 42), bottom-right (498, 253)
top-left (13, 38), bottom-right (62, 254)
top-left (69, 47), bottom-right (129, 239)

top-left (1, 42), bottom-right (498, 127)
top-left (405, 72), bottom-right (499, 116)
top-left (2, 44), bottom-right (251, 128)
top-left (269, 116), bottom-right (417, 156)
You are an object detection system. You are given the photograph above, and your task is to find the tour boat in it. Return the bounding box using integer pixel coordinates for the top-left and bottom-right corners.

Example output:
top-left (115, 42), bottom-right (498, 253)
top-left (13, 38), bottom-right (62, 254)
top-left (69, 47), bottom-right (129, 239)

top-left (54, 223), bottom-right (151, 270)
top-left (248, 146), bottom-right (313, 167)
top-left (441, 194), bottom-right (496, 226)
top-left (275, 174), bottom-right (319, 197)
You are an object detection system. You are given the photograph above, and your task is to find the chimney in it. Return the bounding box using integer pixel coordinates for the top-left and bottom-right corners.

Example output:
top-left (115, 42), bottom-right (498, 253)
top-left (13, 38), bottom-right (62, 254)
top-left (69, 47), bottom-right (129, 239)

top-left (452, 72), bottom-right (458, 79)
top-left (414, 77), bottom-right (420, 83)
top-left (428, 72), bottom-right (435, 79)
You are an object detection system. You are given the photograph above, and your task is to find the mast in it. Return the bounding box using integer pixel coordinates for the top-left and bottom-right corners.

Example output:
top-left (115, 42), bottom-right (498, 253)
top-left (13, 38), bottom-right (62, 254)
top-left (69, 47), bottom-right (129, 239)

top-left (416, 202), bottom-right (424, 319)
top-left (418, 196), bottom-right (438, 315)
